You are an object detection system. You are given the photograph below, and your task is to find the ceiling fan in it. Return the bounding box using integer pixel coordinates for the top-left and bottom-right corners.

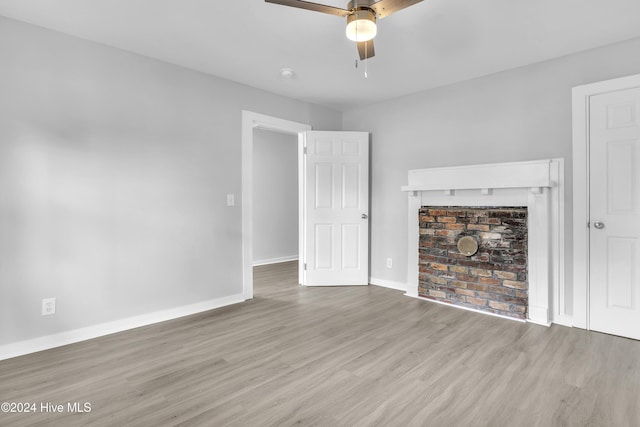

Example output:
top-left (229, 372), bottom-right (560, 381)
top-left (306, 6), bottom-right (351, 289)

top-left (265, 0), bottom-right (424, 60)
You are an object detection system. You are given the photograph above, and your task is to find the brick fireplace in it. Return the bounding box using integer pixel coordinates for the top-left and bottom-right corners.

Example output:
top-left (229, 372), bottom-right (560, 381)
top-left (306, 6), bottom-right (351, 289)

top-left (402, 160), bottom-right (566, 325)
top-left (419, 206), bottom-right (528, 320)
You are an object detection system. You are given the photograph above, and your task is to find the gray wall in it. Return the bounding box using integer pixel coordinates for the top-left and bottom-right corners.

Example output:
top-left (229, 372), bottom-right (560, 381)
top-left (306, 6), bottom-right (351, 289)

top-left (343, 36), bottom-right (640, 317)
top-left (252, 129), bottom-right (298, 264)
top-left (0, 16), bottom-right (341, 345)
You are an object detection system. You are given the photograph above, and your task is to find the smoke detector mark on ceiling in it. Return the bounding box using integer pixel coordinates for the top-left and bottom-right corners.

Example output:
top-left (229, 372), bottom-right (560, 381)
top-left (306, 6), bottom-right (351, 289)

top-left (280, 68), bottom-right (295, 79)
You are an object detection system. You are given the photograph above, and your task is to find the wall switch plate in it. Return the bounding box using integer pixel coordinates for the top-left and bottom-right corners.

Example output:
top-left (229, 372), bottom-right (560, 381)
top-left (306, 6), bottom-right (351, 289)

top-left (386, 258), bottom-right (393, 269)
top-left (227, 194), bottom-right (235, 206)
top-left (42, 298), bottom-right (56, 316)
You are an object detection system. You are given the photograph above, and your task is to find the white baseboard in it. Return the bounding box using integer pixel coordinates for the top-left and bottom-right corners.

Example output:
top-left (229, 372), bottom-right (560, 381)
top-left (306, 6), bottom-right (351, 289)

top-left (551, 314), bottom-right (574, 328)
top-left (253, 255), bottom-right (299, 266)
top-left (528, 305), bottom-right (552, 327)
top-left (370, 277), bottom-right (407, 292)
top-left (0, 293), bottom-right (246, 361)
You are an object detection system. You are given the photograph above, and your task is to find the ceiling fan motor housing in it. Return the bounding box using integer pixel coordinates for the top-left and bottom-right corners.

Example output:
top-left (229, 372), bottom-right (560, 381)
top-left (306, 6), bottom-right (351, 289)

top-left (347, 0), bottom-right (376, 10)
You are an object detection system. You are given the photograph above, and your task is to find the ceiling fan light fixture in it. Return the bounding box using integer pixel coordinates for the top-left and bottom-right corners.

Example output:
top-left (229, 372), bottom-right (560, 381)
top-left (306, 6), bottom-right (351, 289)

top-left (345, 9), bottom-right (377, 42)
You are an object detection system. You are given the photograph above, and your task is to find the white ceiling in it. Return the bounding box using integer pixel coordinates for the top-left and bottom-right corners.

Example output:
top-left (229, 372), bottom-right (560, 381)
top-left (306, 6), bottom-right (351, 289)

top-left (1, 0), bottom-right (640, 111)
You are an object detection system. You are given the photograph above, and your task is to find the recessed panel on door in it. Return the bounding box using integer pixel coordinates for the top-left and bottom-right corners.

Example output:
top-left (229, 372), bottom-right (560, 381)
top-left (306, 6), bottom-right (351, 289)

top-left (341, 224), bottom-right (360, 269)
top-left (342, 139), bottom-right (361, 155)
top-left (315, 224), bottom-right (333, 269)
top-left (607, 140), bottom-right (638, 214)
top-left (607, 103), bottom-right (639, 129)
top-left (315, 163), bottom-right (333, 209)
top-left (342, 163), bottom-right (360, 209)
top-left (607, 237), bottom-right (637, 310)
top-left (315, 139), bottom-right (334, 155)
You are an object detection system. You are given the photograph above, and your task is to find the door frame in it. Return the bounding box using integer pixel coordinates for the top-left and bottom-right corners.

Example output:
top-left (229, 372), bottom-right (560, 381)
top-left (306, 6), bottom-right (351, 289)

top-left (241, 111), bottom-right (311, 300)
top-left (572, 73), bottom-right (640, 329)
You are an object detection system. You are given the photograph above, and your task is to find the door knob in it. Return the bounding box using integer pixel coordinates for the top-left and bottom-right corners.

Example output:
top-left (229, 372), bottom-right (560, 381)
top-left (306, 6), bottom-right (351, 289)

top-left (593, 221), bottom-right (605, 229)
top-left (361, 213), bottom-right (368, 219)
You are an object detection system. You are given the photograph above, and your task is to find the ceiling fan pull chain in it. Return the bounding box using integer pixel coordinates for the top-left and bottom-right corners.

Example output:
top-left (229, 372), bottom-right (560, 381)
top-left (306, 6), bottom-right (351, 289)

top-left (356, 21), bottom-right (360, 70)
top-left (355, 18), bottom-right (367, 77)
top-left (359, 23), bottom-right (368, 77)
top-left (364, 41), bottom-right (368, 78)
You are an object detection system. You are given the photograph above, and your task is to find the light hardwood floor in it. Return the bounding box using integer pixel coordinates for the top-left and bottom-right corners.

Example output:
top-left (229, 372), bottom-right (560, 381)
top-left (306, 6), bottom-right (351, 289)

top-left (1, 261), bottom-right (639, 426)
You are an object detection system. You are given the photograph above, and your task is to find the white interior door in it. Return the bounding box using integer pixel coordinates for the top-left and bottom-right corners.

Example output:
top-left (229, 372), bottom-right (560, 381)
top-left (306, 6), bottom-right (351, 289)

top-left (302, 131), bottom-right (369, 286)
top-left (589, 87), bottom-right (640, 340)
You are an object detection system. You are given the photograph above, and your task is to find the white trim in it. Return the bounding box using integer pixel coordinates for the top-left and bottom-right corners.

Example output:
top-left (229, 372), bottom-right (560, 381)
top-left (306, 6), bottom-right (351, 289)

top-left (552, 315), bottom-right (574, 328)
top-left (252, 255), bottom-right (299, 266)
top-left (299, 132), bottom-right (306, 286)
top-left (369, 277), bottom-right (407, 292)
top-left (550, 160), bottom-right (569, 326)
top-left (571, 73), bottom-right (640, 330)
top-left (402, 159), bottom-right (565, 326)
top-left (405, 293), bottom-right (526, 323)
top-left (241, 111), bottom-right (312, 300)
top-left (0, 293), bottom-right (245, 361)
top-left (402, 160), bottom-right (553, 192)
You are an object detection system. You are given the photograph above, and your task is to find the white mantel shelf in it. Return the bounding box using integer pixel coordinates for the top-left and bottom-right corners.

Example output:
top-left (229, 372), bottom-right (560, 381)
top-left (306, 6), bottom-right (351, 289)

top-left (401, 160), bottom-right (553, 193)
top-left (402, 159), bottom-right (568, 327)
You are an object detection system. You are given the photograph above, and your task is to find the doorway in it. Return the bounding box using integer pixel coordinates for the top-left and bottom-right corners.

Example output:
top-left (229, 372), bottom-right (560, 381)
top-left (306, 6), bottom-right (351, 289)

top-left (252, 129), bottom-right (299, 267)
top-left (241, 111), bottom-right (311, 300)
top-left (572, 73), bottom-right (640, 340)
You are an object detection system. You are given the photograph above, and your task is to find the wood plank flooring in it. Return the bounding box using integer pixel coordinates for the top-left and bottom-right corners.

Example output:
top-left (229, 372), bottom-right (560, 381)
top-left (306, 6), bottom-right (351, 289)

top-left (1, 261), bottom-right (639, 426)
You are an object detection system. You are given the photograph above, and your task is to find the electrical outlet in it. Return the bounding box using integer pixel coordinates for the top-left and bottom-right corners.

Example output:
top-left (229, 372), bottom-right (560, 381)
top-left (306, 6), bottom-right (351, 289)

top-left (227, 194), bottom-right (235, 207)
top-left (42, 298), bottom-right (56, 316)
top-left (386, 258), bottom-right (393, 269)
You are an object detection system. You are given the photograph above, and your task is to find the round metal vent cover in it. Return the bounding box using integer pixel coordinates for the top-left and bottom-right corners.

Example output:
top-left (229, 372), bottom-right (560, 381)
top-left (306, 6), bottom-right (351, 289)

top-left (457, 236), bottom-right (479, 257)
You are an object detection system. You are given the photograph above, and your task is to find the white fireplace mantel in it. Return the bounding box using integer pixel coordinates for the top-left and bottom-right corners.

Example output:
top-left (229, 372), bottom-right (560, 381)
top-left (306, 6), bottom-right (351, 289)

top-left (402, 159), bottom-right (566, 326)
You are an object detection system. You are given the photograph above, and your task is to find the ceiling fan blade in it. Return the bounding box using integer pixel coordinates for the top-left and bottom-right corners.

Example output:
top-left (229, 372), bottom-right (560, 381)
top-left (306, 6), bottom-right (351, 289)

top-left (369, 0), bottom-right (423, 19)
top-left (357, 40), bottom-right (375, 60)
top-left (265, 0), bottom-right (350, 17)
